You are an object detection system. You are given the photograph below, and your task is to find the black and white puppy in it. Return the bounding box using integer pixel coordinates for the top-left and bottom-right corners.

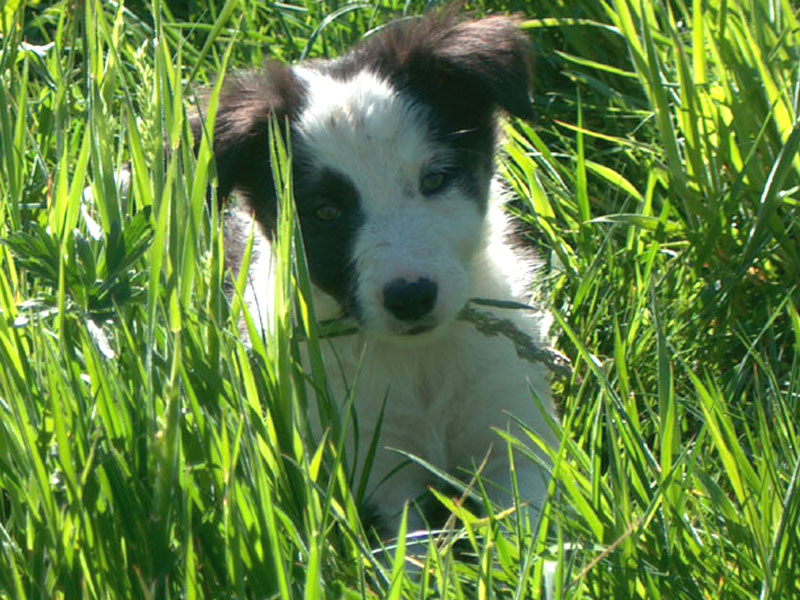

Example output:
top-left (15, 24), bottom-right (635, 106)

top-left (196, 14), bottom-right (557, 534)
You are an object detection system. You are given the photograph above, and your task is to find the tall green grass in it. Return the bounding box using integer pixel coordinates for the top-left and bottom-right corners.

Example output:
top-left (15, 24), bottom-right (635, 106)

top-left (1, 0), bottom-right (798, 598)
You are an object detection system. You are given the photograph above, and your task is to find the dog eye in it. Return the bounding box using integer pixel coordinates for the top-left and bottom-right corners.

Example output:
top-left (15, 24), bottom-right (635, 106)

top-left (314, 203), bottom-right (342, 222)
top-left (420, 171), bottom-right (450, 196)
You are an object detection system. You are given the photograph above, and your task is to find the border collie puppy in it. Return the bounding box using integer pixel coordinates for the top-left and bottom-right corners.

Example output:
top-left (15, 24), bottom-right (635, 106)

top-left (195, 13), bottom-right (558, 535)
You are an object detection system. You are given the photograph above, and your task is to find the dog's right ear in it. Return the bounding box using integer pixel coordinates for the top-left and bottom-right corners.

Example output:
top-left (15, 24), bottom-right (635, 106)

top-left (190, 62), bottom-right (304, 226)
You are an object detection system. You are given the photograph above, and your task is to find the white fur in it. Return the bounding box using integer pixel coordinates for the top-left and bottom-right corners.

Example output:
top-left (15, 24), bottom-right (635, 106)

top-left (242, 69), bottom-right (556, 533)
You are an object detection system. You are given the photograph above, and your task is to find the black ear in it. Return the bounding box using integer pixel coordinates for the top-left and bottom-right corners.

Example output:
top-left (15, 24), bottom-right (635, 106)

top-left (190, 62), bottom-right (304, 225)
top-left (353, 14), bottom-right (535, 125)
top-left (426, 16), bottom-right (535, 120)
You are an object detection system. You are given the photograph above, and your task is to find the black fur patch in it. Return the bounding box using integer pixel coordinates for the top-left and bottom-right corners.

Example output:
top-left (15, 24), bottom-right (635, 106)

top-left (292, 165), bottom-right (363, 316)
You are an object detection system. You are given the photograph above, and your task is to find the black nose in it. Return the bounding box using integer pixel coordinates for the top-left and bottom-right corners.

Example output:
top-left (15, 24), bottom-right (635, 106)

top-left (382, 277), bottom-right (438, 321)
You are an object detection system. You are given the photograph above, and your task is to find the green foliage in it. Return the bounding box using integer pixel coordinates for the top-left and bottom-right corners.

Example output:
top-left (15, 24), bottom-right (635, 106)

top-left (1, 0), bottom-right (798, 598)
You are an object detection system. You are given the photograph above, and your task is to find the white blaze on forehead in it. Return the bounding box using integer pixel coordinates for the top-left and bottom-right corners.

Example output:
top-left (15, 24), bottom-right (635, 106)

top-left (294, 68), bottom-right (440, 210)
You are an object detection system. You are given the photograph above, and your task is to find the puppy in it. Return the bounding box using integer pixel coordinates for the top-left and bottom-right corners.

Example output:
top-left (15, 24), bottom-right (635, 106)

top-left (195, 13), bottom-right (558, 536)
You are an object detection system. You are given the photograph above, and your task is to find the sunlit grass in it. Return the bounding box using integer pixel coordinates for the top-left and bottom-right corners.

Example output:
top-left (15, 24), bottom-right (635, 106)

top-left (1, 0), bottom-right (798, 598)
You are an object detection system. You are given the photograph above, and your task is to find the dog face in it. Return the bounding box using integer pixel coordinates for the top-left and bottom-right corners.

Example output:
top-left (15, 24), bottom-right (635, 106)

top-left (293, 68), bottom-right (488, 337)
top-left (196, 15), bottom-right (534, 339)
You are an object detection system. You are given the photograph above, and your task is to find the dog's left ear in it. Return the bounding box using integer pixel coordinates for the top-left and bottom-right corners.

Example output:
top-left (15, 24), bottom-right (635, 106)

top-left (368, 15), bottom-right (535, 123)
top-left (427, 16), bottom-right (535, 120)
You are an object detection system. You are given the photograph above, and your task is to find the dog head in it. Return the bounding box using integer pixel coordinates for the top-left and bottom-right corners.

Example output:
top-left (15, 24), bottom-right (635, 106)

top-left (195, 14), bottom-right (534, 339)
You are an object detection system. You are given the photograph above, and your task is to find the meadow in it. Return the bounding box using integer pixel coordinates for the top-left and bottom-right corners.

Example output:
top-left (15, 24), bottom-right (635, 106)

top-left (0, 0), bottom-right (798, 598)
